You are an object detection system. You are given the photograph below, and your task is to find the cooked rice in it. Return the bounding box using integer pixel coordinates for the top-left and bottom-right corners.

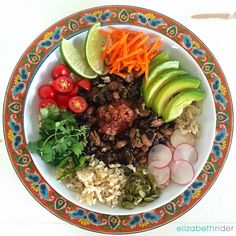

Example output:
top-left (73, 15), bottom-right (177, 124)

top-left (175, 103), bottom-right (201, 135)
top-left (57, 157), bottom-right (130, 207)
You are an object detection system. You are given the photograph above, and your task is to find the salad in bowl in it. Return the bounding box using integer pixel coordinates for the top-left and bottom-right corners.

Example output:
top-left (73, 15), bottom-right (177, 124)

top-left (25, 22), bottom-right (215, 214)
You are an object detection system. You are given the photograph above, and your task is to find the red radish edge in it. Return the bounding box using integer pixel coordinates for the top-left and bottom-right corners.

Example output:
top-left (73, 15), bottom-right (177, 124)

top-left (170, 160), bottom-right (195, 185)
top-left (148, 144), bottom-right (172, 168)
top-left (150, 159), bottom-right (171, 169)
top-left (173, 143), bottom-right (198, 165)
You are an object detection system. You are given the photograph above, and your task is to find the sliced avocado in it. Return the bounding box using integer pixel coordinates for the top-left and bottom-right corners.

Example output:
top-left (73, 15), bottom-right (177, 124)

top-left (148, 61), bottom-right (179, 84)
top-left (149, 51), bottom-right (169, 71)
top-left (162, 88), bottom-right (205, 122)
top-left (144, 69), bottom-right (188, 108)
top-left (153, 76), bottom-right (201, 115)
top-left (142, 60), bottom-right (180, 93)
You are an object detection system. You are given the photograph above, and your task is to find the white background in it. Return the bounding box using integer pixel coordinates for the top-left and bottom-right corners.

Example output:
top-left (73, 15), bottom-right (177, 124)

top-left (0, 0), bottom-right (236, 236)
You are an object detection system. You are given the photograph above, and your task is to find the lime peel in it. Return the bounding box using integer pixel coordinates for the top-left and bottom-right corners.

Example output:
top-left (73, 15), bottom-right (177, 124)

top-left (85, 22), bottom-right (104, 75)
top-left (60, 38), bottom-right (97, 79)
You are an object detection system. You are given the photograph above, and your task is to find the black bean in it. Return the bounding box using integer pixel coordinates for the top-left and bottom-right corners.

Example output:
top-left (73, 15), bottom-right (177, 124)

top-left (146, 129), bottom-right (156, 140)
top-left (106, 81), bottom-right (121, 91)
top-left (95, 150), bottom-right (104, 159)
top-left (86, 106), bottom-right (95, 116)
top-left (116, 132), bottom-right (127, 140)
top-left (101, 134), bottom-right (110, 142)
top-left (103, 151), bottom-right (118, 165)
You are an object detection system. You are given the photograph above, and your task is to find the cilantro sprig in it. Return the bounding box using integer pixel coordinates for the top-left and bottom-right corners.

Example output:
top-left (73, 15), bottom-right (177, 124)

top-left (28, 106), bottom-right (89, 168)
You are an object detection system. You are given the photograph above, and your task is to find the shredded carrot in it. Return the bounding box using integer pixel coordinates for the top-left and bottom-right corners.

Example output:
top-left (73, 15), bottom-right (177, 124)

top-left (107, 40), bottom-right (121, 54)
top-left (127, 32), bottom-right (144, 47)
top-left (128, 64), bottom-right (135, 73)
top-left (144, 43), bottom-right (149, 81)
top-left (147, 39), bottom-right (162, 56)
top-left (132, 35), bottom-right (149, 50)
top-left (117, 48), bottom-right (143, 62)
top-left (108, 26), bottom-right (137, 34)
top-left (123, 60), bottom-right (136, 65)
top-left (100, 26), bottom-right (162, 81)
top-left (123, 40), bottom-right (128, 57)
top-left (99, 29), bottom-right (111, 36)
top-left (151, 50), bottom-right (160, 59)
top-left (113, 71), bottom-right (126, 79)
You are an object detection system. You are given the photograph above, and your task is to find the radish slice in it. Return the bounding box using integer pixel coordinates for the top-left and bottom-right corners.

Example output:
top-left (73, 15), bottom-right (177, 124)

top-left (173, 143), bottom-right (198, 165)
top-left (148, 144), bottom-right (172, 168)
top-left (169, 146), bottom-right (175, 153)
top-left (168, 159), bottom-right (176, 170)
top-left (148, 163), bottom-right (170, 185)
top-left (170, 129), bottom-right (195, 147)
top-left (170, 160), bottom-right (195, 185)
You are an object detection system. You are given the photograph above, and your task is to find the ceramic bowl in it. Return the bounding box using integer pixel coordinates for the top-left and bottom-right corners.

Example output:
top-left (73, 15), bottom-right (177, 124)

top-left (24, 25), bottom-right (216, 215)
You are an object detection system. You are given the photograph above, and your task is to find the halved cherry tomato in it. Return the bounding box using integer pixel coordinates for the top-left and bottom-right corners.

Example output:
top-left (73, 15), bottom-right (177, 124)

top-left (38, 84), bottom-right (56, 99)
top-left (39, 98), bottom-right (57, 109)
top-left (56, 95), bottom-right (70, 109)
top-left (65, 84), bottom-right (79, 97)
top-left (77, 79), bottom-right (91, 92)
top-left (52, 64), bottom-right (70, 80)
top-left (52, 76), bottom-right (74, 93)
top-left (68, 96), bottom-right (87, 113)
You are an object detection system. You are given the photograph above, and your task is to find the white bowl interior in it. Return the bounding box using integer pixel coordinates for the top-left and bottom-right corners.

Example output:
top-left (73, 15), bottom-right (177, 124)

top-left (24, 25), bottom-right (216, 215)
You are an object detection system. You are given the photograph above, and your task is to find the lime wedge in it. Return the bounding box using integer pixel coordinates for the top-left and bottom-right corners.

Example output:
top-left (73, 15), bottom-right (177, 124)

top-left (85, 22), bottom-right (104, 75)
top-left (60, 38), bottom-right (97, 79)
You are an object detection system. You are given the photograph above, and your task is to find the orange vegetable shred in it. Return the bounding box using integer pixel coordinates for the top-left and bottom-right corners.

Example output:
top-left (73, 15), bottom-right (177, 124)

top-left (99, 27), bottom-right (162, 81)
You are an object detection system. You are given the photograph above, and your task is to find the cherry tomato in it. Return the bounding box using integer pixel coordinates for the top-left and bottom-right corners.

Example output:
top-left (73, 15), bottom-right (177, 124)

top-left (77, 79), bottom-right (91, 92)
top-left (65, 84), bottom-right (79, 97)
top-left (52, 64), bottom-right (70, 80)
top-left (38, 84), bottom-right (56, 99)
top-left (39, 98), bottom-right (57, 109)
top-left (52, 76), bottom-right (74, 93)
top-left (68, 96), bottom-right (87, 113)
top-left (56, 95), bottom-right (70, 109)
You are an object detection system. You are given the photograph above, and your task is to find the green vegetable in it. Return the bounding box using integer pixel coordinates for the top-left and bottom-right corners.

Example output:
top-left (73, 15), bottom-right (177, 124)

top-left (152, 76), bottom-right (201, 115)
top-left (162, 88), bottom-right (206, 122)
top-left (56, 155), bottom-right (91, 180)
top-left (27, 106), bottom-right (89, 168)
top-left (119, 165), bottom-right (161, 209)
top-left (85, 22), bottom-right (104, 75)
top-left (60, 38), bottom-right (97, 79)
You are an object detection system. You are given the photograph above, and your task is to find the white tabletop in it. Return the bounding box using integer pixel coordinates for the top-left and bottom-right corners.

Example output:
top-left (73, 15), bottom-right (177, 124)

top-left (0, 0), bottom-right (236, 235)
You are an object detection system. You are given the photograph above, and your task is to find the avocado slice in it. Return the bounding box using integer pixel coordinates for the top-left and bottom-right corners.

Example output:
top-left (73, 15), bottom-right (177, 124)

top-left (152, 76), bottom-right (201, 115)
top-left (144, 69), bottom-right (188, 108)
top-left (142, 60), bottom-right (180, 93)
top-left (149, 51), bottom-right (169, 71)
top-left (162, 88), bottom-right (205, 122)
top-left (148, 60), bottom-right (179, 85)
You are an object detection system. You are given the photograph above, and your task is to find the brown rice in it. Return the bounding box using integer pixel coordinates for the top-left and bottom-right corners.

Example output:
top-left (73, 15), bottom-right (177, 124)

top-left (57, 157), bottom-right (131, 207)
top-left (175, 103), bottom-right (201, 135)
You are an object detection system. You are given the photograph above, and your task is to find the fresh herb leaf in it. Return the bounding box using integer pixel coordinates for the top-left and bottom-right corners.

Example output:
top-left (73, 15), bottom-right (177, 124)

top-left (41, 106), bottom-right (60, 120)
top-left (79, 155), bottom-right (90, 167)
top-left (58, 156), bottom-right (71, 168)
top-left (71, 143), bottom-right (84, 157)
top-left (56, 165), bottom-right (82, 180)
top-left (40, 143), bottom-right (54, 163)
top-left (40, 108), bottom-right (49, 119)
top-left (27, 107), bottom-right (89, 170)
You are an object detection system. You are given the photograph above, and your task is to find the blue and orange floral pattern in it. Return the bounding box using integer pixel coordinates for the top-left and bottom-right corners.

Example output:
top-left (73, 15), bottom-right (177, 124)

top-left (80, 10), bottom-right (115, 24)
top-left (3, 6), bottom-right (233, 234)
top-left (131, 12), bottom-right (166, 28)
top-left (108, 215), bottom-right (120, 229)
